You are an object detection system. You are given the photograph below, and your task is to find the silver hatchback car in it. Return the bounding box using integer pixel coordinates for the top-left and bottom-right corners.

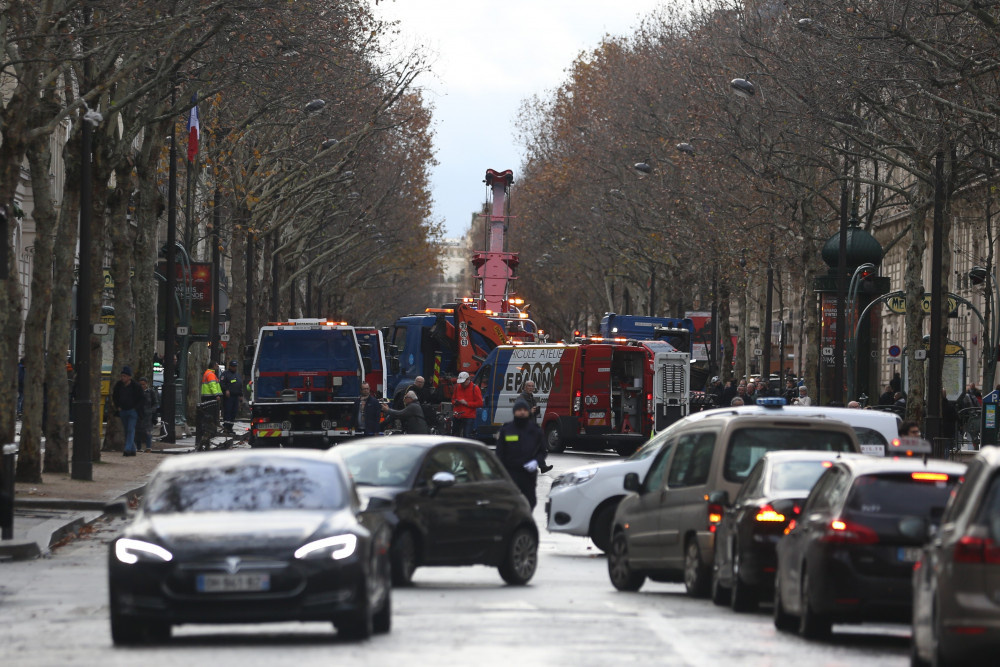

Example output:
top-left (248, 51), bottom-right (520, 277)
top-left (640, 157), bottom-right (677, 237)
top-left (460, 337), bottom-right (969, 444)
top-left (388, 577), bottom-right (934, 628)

top-left (912, 446), bottom-right (1000, 665)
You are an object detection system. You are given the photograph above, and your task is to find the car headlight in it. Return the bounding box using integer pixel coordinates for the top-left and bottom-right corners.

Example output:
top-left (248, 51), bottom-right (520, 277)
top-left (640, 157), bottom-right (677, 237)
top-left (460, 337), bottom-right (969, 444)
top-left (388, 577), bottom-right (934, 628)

top-left (553, 468), bottom-right (598, 489)
top-left (115, 538), bottom-right (173, 564)
top-left (294, 534), bottom-right (358, 561)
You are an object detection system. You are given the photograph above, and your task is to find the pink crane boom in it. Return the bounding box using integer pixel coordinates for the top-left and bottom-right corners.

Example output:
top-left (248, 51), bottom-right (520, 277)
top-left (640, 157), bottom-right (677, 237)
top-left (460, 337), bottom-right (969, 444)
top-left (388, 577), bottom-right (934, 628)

top-left (472, 169), bottom-right (519, 314)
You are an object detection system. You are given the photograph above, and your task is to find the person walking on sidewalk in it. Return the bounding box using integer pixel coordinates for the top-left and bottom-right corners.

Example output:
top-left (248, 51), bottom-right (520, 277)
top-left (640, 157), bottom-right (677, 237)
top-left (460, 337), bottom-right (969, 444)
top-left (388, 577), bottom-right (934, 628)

top-left (219, 360), bottom-right (243, 434)
top-left (112, 366), bottom-right (143, 456)
top-left (451, 371), bottom-right (483, 438)
top-left (495, 398), bottom-right (549, 508)
top-left (137, 377), bottom-right (159, 453)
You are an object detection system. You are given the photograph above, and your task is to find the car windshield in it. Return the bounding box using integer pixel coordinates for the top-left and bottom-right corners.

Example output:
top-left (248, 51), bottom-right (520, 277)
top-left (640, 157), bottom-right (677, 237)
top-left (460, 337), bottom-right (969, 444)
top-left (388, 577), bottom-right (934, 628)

top-left (847, 473), bottom-right (957, 518)
top-left (769, 460), bottom-right (834, 494)
top-left (336, 443), bottom-right (425, 487)
top-left (629, 436), bottom-right (670, 461)
top-left (725, 428), bottom-right (854, 483)
top-left (257, 329), bottom-right (359, 373)
top-left (144, 460), bottom-right (345, 513)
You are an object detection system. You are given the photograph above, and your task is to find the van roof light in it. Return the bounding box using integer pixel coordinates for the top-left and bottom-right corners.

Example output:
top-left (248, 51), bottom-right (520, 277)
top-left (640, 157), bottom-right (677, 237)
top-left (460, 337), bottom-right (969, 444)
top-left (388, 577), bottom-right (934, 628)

top-left (757, 397), bottom-right (787, 408)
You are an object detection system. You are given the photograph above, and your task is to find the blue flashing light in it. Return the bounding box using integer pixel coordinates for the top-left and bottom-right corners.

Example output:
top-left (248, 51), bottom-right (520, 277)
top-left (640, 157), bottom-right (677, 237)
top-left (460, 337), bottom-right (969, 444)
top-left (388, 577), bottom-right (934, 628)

top-left (757, 397), bottom-right (787, 408)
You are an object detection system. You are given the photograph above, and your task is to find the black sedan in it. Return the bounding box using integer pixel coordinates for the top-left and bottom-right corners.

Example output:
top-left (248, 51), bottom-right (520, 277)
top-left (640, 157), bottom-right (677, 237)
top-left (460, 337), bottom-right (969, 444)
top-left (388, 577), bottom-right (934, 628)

top-left (333, 436), bottom-right (538, 586)
top-left (712, 451), bottom-right (848, 612)
top-left (774, 455), bottom-right (965, 639)
top-left (107, 450), bottom-right (391, 644)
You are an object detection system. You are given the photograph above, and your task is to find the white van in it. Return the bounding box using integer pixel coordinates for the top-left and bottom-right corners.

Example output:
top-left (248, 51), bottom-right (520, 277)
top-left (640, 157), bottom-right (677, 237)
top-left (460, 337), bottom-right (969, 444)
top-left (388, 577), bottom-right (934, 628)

top-left (687, 403), bottom-right (900, 456)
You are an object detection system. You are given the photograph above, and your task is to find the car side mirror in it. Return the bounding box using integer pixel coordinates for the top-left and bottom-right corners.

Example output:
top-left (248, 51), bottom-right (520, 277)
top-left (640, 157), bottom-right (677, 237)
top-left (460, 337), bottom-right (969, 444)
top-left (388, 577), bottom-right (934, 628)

top-left (623, 472), bottom-right (641, 492)
top-left (104, 500), bottom-right (129, 517)
top-left (389, 358), bottom-right (400, 375)
top-left (707, 490), bottom-right (730, 508)
top-left (430, 471), bottom-right (456, 495)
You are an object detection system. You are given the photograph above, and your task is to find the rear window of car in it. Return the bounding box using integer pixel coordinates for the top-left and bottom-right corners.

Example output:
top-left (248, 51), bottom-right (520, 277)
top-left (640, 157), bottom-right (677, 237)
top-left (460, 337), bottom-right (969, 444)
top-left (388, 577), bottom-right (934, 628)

top-left (846, 473), bottom-right (957, 518)
top-left (725, 427), bottom-right (855, 483)
top-left (769, 460), bottom-right (834, 494)
top-left (145, 460), bottom-right (345, 513)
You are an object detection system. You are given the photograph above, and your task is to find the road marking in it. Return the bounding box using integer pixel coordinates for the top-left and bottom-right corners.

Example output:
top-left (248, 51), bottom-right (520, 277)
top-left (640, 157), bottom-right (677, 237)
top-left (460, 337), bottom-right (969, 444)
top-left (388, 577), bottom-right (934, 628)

top-left (641, 610), bottom-right (709, 667)
top-left (477, 601), bottom-right (538, 611)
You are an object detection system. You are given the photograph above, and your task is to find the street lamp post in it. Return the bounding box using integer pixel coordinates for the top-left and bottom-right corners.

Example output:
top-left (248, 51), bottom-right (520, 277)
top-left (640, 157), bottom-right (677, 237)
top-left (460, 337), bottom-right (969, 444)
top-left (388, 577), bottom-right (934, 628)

top-left (926, 149), bottom-right (947, 442)
top-left (162, 87), bottom-right (179, 443)
top-left (209, 187), bottom-right (221, 365)
top-left (762, 236), bottom-right (775, 393)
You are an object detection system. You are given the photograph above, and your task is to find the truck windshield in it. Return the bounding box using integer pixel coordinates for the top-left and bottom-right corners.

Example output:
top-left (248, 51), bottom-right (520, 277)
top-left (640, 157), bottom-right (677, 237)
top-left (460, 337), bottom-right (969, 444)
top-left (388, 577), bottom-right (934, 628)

top-left (257, 329), bottom-right (359, 372)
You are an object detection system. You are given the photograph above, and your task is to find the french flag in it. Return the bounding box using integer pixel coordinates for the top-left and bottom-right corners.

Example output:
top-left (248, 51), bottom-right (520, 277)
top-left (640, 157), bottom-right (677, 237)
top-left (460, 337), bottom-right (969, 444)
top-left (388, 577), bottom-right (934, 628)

top-left (186, 94), bottom-right (200, 163)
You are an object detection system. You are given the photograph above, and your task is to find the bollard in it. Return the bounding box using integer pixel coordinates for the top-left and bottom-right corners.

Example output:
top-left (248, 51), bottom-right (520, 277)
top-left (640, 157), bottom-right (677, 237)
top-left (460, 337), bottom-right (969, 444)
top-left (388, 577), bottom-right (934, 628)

top-left (1, 443), bottom-right (18, 540)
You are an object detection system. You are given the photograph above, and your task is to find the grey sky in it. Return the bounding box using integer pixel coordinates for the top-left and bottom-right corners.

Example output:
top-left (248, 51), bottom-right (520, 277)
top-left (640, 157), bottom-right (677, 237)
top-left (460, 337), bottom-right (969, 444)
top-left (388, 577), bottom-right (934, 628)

top-left (373, 1), bottom-right (663, 238)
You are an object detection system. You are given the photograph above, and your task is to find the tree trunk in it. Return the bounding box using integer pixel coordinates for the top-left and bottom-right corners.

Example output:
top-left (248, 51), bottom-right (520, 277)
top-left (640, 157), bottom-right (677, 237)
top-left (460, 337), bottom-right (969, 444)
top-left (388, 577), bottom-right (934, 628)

top-left (734, 276), bottom-right (748, 381)
top-left (719, 280), bottom-right (733, 384)
top-left (15, 136), bottom-right (59, 482)
top-left (904, 182), bottom-right (933, 423)
top-left (43, 127), bottom-right (83, 473)
top-left (103, 165), bottom-right (136, 452)
top-left (228, 222), bottom-right (247, 373)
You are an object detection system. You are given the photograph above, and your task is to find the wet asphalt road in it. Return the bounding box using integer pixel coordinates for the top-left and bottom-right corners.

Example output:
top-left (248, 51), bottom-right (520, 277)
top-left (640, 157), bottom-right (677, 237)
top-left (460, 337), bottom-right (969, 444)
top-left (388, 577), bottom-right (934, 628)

top-left (0, 450), bottom-right (911, 667)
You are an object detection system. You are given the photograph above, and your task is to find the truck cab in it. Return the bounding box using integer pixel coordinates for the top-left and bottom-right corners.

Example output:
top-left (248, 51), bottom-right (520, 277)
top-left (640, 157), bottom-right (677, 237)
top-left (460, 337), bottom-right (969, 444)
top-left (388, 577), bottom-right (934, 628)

top-left (248, 320), bottom-right (365, 448)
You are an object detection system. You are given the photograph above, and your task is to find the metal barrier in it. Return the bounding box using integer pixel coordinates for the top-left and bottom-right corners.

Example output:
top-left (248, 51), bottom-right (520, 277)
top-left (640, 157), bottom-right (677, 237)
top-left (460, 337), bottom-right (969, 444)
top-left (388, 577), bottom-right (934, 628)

top-left (1, 443), bottom-right (18, 540)
top-left (195, 400), bottom-right (220, 452)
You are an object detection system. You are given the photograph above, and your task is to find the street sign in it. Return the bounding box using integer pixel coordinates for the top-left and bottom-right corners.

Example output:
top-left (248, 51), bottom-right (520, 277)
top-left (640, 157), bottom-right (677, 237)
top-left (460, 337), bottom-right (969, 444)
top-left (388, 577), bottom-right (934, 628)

top-left (92, 323), bottom-right (109, 335)
top-left (176, 326), bottom-right (189, 336)
top-left (886, 293), bottom-right (958, 316)
top-left (220, 334), bottom-right (231, 342)
top-left (914, 349), bottom-right (927, 360)
top-left (887, 357), bottom-right (901, 364)
top-left (822, 347), bottom-right (834, 356)
top-left (753, 348), bottom-right (762, 356)
top-left (888, 345), bottom-right (901, 357)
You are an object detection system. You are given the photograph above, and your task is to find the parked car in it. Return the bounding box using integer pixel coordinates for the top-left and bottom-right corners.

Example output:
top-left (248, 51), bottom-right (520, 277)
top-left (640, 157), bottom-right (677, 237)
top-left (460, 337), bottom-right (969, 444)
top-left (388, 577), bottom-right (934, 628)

top-left (107, 450), bottom-right (391, 644)
top-left (333, 435), bottom-right (538, 586)
top-left (607, 402), bottom-right (861, 596)
top-left (712, 450), bottom-right (859, 612)
top-left (773, 455), bottom-right (965, 640)
top-left (547, 431), bottom-right (673, 552)
top-left (912, 446), bottom-right (1000, 666)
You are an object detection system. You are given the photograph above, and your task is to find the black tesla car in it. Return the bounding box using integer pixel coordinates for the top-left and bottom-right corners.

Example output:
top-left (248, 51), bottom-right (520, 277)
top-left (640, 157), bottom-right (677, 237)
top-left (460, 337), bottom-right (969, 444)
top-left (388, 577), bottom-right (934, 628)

top-left (107, 450), bottom-right (391, 644)
top-left (712, 451), bottom-right (851, 612)
top-left (774, 455), bottom-right (965, 639)
top-left (333, 435), bottom-right (538, 586)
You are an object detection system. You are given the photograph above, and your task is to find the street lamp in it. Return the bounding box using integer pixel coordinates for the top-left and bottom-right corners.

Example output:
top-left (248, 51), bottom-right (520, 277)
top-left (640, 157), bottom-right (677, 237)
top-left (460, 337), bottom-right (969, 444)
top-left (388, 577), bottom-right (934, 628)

top-left (633, 162), bottom-right (652, 175)
top-left (730, 78), bottom-right (756, 99)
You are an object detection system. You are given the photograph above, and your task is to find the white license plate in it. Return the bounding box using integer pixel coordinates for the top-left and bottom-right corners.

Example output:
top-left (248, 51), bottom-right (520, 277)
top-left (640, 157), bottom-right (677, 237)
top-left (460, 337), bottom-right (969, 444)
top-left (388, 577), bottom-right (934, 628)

top-left (256, 423), bottom-right (282, 430)
top-left (860, 444), bottom-right (885, 457)
top-left (589, 411), bottom-right (606, 419)
top-left (196, 573), bottom-right (271, 593)
top-left (897, 547), bottom-right (922, 563)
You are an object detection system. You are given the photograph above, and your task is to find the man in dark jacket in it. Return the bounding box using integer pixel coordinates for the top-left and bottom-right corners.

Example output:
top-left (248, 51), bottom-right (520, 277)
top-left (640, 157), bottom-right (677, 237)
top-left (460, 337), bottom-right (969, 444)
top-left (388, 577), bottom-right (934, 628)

top-left (137, 377), bottom-right (159, 453)
top-left (495, 398), bottom-right (549, 508)
top-left (517, 380), bottom-right (540, 421)
top-left (219, 360), bottom-right (244, 434)
top-left (381, 391), bottom-right (428, 434)
top-left (353, 382), bottom-right (382, 435)
top-left (112, 365), bottom-right (143, 456)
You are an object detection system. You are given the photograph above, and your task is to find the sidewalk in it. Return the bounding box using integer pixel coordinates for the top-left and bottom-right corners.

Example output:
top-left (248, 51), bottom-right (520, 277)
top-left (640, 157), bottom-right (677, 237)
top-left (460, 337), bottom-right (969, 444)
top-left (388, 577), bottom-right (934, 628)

top-left (1, 427), bottom-right (204, 562)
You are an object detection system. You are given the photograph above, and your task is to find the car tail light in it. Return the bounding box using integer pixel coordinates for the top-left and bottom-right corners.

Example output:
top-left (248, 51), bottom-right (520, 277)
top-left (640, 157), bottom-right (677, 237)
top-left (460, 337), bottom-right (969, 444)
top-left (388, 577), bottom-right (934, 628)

top-left (646, 392), bottom-right (653, 413)
top-left (706, 498), bottom-right (723, 533)
top-left (953, 534), bottom-right (1000, 564)
top-left (755, 504), bottom-right (786, 522)
top-left (820, 519), bottom-right (879, 545)
top-left (573, 391), bottom-right (581, 414)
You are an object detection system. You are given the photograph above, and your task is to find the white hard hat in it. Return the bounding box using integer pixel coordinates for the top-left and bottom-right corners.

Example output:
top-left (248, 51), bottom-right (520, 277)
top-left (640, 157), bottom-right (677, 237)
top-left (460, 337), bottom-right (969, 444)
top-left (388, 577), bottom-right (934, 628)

top-left (457, 372), bottom-right (470, 383)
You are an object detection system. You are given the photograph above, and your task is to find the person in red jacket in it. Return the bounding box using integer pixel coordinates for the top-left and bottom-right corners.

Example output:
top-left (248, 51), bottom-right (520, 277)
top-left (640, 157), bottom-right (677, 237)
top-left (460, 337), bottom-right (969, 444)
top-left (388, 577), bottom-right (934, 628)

top-left (451, 371), bottom-right (483, 438)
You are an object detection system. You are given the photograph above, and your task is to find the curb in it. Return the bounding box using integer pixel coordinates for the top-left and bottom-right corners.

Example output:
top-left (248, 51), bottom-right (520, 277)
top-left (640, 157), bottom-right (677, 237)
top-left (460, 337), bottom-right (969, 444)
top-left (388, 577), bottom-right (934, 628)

top-left (0, 482), bottom-right (148, 562)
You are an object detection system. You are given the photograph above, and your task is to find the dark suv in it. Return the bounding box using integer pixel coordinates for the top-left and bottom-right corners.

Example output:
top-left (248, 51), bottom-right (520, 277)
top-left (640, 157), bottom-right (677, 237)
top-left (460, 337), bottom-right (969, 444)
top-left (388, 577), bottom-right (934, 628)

top-left (607, 406), bottom-right (860, 596)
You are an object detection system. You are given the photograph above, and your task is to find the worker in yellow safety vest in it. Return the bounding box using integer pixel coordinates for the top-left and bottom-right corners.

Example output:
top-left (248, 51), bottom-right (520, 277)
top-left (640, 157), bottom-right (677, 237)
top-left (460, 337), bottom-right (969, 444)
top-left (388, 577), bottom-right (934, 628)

top-left (201, 364), bottom-right (223, 400)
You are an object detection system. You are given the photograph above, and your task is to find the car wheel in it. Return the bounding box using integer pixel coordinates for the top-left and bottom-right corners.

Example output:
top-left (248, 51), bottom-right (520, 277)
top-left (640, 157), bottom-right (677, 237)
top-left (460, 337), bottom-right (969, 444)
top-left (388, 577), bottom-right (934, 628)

top-left (373, 587), bottom-right (391, 635)
top-left (336, 585), bottom-right (373, 641)
top-left (710, 564), bottom-right (731, 606)
top-left (773, 569), bottom-right (796, 632)
top-left (730, 547), bottom-right (759, 612)
top-left (683, 538), bottom-right (710, 598)
top-left (798, 569), bottom-right (831, 640)
top-left (607, 531), bottom-right (645, 592)
top-left (391, 529), bottom-right (418, 587)
top-left (499, 527), bottom-right (538, 585)
top-left (546, 424), bottom-right (565, 453)
top-left (589, 502), bottom-right (618, 553)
